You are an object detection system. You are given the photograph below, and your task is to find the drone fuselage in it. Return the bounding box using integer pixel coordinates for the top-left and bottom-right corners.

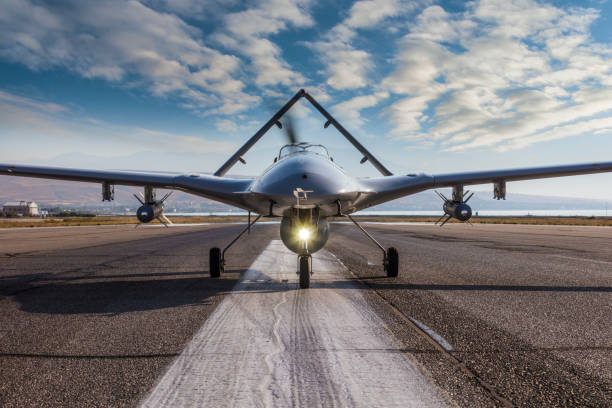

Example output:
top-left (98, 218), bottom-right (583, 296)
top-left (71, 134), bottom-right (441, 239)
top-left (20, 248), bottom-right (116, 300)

top-left (248, 148), bottom-right (364, 218)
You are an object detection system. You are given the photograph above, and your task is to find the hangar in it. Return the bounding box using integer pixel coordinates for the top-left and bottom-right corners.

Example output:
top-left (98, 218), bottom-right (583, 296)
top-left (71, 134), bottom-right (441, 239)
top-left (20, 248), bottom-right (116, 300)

top-left (1, 201), bottom-right (39, 217)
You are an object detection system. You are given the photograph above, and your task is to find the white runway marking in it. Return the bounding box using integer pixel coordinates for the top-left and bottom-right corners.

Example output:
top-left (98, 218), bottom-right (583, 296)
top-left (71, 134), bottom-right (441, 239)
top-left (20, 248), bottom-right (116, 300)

top-left (328, 253), bottom-right (455, 353)
top-left (406, 317), bottom-right (454, 352)
top-left (140, 241), bottom-right (449, 408)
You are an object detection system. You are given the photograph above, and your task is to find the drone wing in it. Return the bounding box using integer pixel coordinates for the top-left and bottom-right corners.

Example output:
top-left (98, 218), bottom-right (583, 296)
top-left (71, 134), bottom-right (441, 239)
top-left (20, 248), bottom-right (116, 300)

top-left (0, 163), bottom-right (255, 210)
top-left (357, 161), bottom-right (612, 209)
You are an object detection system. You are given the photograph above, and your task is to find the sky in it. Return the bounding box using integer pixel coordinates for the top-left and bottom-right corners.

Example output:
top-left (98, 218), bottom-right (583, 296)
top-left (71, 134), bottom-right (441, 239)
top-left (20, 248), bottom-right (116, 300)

top-left (1, 0), bottom-right (611, 200)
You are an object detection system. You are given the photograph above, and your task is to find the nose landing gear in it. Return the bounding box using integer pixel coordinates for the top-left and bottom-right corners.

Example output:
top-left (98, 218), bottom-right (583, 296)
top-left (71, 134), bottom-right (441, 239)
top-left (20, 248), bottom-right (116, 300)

top-left (298, 254), bottom-right (312, 288)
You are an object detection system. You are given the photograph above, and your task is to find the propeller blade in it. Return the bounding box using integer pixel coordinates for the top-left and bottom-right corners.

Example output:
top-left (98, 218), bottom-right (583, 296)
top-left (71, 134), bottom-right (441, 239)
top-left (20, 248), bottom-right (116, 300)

top-left (439, 215), bottom-right (452, 227)
top-left (435, 190), bottom-right (449, 202)
top-left (160, 191), bottom-right (173, 203)
top-left (264, 97), bottom-right (299, 144)
top-left (133, 193), bottom-right (144, 205)
top-left (156, 216), bottom-right (170, 228)
top-left (434, 214), bottom-right (446, 225)
top-left (283, 112), bottom-right (298, 144)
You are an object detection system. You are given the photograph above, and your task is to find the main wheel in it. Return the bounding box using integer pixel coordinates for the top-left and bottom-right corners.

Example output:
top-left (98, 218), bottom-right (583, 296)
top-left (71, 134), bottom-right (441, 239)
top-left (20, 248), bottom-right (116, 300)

top-left (210, 247), bottom-right (222, 278)
top-left (386, 247), bottom-right (399, 277)
top-left (299, 256), bottom-right (310, 289)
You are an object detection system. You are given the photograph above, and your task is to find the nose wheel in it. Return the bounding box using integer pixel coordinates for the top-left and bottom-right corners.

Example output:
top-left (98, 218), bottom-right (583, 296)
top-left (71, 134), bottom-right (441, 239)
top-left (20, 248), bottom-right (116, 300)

top-left (298, 255), bottom-right (311, 288)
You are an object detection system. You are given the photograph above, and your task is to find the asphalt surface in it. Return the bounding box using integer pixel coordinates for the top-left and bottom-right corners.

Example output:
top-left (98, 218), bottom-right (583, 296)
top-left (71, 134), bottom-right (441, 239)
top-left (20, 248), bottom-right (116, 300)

top-left (328, 222), bottom-right (612, 407)
top-left (0, 223), bottom-right (272, 407)
top-left (0, 222), bottom-right (610, 407)
top-left (142, 240), bottom-right (448, 408)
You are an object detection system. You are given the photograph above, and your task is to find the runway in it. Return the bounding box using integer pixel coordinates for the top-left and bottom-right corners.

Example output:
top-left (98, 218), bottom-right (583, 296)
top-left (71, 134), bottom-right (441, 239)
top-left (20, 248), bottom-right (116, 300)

top-left (141, 240), bottom-right (448, 407)
top-left (328, 222), bottom-right (612, 407)
top-left (1, 222), bottom-right (610, 407)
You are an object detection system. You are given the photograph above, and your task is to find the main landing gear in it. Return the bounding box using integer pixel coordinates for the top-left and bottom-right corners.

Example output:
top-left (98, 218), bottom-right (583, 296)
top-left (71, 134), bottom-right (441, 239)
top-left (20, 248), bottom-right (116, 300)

top-left (347, 214), bottom-right (399, 277)
top-left (209, 214), bottom-right (261, 278)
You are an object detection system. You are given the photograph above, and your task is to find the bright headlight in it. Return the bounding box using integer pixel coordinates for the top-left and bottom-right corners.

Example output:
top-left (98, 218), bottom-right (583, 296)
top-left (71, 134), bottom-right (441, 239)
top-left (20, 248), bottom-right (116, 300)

top-left (298, 228), bottom-right (311, 241)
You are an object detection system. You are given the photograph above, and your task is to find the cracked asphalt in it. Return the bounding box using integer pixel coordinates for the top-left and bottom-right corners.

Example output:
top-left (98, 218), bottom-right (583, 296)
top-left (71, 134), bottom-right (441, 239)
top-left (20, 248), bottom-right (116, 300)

top-left (0, 222), bottom-right (610, 407)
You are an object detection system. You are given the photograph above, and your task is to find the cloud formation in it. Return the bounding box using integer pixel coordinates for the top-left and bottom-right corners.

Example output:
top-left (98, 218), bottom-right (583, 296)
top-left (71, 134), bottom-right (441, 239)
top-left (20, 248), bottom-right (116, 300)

top-left (213, 0), bottom-right (313, 88)
top-left (311, 0), bottom-right (402, 90)
top-left (383, 0), bottom-right (612, 151)
top-left (0, 90), bottom-right (234, 163)
top-left (0, 0), bottom-right (610, 154)
top-left (331, 92), bottom-right (389, 126)
top-left (0, 0), bottom-right (257, 115)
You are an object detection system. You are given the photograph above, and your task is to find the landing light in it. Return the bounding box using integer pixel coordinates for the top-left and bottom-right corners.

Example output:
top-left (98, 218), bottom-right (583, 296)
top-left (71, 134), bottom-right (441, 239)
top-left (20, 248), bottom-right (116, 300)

top-left (298, 228), bottom-right (311, 241)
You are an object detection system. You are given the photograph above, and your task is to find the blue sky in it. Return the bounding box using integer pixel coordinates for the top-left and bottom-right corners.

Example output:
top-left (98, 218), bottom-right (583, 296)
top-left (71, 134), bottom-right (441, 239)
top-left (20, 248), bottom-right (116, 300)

top-left (1, 0), bottom-right (611, 199)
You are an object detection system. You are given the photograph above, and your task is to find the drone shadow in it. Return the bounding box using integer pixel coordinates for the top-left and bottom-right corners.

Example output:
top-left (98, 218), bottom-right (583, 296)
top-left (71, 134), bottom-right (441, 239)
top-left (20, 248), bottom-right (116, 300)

top-left (347, 277), bottom-right (612, 293)
top-left (4, 269), bottom-right (610, 316)
top-left (4, 269), bottom-right (245, 315)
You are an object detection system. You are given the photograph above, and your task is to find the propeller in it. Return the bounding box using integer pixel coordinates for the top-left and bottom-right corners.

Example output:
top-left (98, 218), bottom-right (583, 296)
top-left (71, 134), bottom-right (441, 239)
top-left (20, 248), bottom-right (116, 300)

top-left (434, 189), bottom-right (474, 227)
top-left (133, 192), bottom-right (144, 205)
top-left (276, 112), bottom-right (299, 144)
top-left (133, 190), bottom-right (173, 205)
top-left (133, 190), bottom-right (174, 228)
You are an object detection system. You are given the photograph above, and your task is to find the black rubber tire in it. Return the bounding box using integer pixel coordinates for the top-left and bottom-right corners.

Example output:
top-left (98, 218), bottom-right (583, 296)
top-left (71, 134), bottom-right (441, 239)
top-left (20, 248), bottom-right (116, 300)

top-left (299, 256), bottom-right (310, 289)
top-left (210, 247), bottom-right (221, 278)
top-left (386, 247), bottom-right (399, 277)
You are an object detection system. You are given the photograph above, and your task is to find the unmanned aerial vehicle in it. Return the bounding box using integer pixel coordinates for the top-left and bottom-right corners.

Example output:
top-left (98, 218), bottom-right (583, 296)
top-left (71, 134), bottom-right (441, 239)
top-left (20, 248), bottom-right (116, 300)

top-left (2, 89), bottom-right (611, 288)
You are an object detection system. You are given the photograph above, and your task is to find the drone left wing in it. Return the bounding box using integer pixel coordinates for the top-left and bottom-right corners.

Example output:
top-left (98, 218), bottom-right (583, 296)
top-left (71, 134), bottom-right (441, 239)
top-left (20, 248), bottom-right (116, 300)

top-left (356, 161), bottom-right (612, 210)
top-left (0, 163), bottom-right (255, 209)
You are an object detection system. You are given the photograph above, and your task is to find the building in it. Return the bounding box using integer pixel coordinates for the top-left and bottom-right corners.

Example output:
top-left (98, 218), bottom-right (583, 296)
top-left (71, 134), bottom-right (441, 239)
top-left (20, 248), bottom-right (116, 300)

top-left (2, 201), bottom-right (40, 217)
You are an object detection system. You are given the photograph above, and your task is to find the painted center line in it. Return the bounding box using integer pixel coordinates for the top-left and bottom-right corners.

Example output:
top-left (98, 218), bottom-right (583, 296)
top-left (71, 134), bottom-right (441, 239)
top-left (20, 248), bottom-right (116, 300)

top-left (140, 240), bottom-right (449, 408)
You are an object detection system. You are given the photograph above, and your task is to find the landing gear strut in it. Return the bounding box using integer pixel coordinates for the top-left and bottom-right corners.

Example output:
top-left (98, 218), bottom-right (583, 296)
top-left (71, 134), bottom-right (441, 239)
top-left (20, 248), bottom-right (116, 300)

top-left (347, 214), bottom-right (399, 277)
top-left (209, 214), bottom-right (261, 278)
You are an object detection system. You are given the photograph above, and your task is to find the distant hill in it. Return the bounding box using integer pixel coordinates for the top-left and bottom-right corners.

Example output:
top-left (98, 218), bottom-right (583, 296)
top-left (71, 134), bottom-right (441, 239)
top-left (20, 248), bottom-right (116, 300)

top-left (1, 175), bottom-right (610, 212)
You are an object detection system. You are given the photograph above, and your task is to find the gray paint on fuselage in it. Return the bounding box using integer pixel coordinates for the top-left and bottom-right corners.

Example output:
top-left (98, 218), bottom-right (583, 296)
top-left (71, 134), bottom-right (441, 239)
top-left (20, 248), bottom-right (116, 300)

top-left (248, 151), bottom-right (363, 216)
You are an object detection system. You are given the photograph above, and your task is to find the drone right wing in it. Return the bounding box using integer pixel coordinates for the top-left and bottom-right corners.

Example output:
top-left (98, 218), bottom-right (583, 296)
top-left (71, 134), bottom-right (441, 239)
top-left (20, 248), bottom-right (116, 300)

top-left (0, 163), bottom-right (255, 210)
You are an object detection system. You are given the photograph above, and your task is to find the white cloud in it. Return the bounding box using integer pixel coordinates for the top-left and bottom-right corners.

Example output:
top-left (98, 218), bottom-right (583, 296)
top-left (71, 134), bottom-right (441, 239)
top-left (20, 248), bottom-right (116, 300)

top-left (310, 26), bottom-right (369, 91)
top-left (0, 91), bottom-right (235, 162)
top-left (325, 49), bottom-right (373, 90)
top-left (382, 0), bottom-right (612, 151)
top-left (500, 117), bottom-right (612, 151)
top-left (331, 92), bottom-right (389, 126)
top-left (388, 94), bottom-right (438, 135)
top-left (215, 119), bottom-right (238, 132)
top-left (0, 90), bottom-right (68, 113)
top-left (145, 0), bottom-right (237, 20)
top-left (214, 0), bottom-right (313, 88)
top-left (311, 0), bottom-right (420, 91)
top-left (345, 0), bottom-right (399, 28)
top-left (0, 0), bottom-right (258, 115)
